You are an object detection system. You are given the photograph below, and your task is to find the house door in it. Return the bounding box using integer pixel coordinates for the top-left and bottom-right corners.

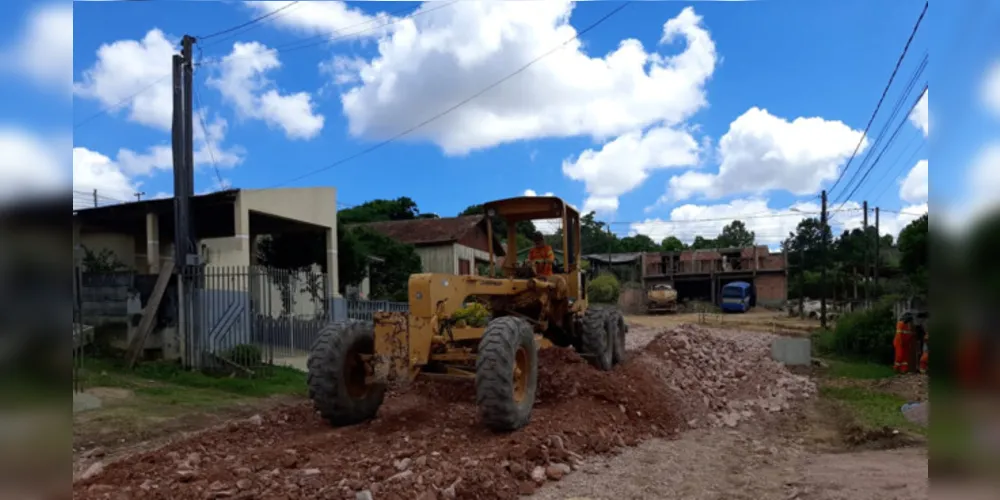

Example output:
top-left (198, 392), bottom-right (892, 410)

top-left (458, 258), bottom-right (471, 275)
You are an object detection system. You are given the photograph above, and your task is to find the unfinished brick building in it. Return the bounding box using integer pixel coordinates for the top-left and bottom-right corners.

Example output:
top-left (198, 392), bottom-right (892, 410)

top-left (642, 245), bottom-right (787, 307)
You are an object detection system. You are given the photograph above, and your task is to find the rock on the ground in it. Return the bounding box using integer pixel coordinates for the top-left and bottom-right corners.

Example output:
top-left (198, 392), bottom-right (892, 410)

top-left (546, 463), bottom-right (571, 480)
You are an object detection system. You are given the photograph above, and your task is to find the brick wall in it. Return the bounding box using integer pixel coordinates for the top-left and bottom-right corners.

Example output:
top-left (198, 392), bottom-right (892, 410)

top-left (756, 273), bottom-right (787, 305)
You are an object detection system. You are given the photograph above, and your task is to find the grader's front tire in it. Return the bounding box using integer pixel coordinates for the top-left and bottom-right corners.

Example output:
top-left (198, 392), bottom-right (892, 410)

top-left (475, 316), bottom-right (538, 432)
top-left (307, 321), bottom-right (385, 427)
top-left (580, 307), bottom-right (614, 371)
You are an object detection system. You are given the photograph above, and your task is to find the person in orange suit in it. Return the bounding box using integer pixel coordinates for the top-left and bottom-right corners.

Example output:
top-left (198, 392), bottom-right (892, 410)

top-left (918, 328), bottom-right (928, 374)
top-left (527, 232), bottom-right (555, 277)
top-left (893, 313), bottom-right (915, 374)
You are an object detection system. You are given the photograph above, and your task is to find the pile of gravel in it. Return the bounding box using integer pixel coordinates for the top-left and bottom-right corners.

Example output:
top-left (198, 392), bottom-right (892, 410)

top-left (633, 324), bottom-right (817, 430)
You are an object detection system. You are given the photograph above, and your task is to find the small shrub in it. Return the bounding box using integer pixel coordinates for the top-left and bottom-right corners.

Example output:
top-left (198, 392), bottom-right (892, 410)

top-left (223, 344), bottom-right (263, 368)
top-left (588, 272), bottom-right (621, 304)
top-left (831, 302), bottom-right (895, 364)
top-left (453, 302), bottom-right (490, 327)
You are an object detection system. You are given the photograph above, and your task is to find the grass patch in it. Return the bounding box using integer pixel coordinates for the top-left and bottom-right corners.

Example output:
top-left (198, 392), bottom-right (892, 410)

top-left (820, 385), bottom-right (925, 436)
top-left (79, 357), bottom-right (306, 399)
top-left (824, 358), bottom-right (896, 380)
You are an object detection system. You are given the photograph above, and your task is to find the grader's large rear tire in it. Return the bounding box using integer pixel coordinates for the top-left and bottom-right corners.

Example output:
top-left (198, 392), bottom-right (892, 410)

top-left (608, 309), bottom-right (627, 365)
top-left (475, 316), bottom-right (538, 432)
top-left (580, 307), bottom-right (614, 371)
top-left (307, 321), bottom-right (385, 427)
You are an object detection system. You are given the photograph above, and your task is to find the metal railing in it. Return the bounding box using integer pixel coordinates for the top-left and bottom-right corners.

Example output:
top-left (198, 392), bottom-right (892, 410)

top-left (346, 299), bottom-right (409, 322)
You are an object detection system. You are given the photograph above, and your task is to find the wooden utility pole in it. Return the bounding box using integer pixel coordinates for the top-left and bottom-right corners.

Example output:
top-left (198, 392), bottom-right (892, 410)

top-left (863, 200), bottom-right (869, 305)
top-left (820, 190), bottom-right (828, 329)
top-left (874, 207), bottom-right (880, 298)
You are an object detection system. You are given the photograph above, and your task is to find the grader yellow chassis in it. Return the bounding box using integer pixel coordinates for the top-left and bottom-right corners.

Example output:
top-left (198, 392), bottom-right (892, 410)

top-left (307, 196), bottom-right (627, 431)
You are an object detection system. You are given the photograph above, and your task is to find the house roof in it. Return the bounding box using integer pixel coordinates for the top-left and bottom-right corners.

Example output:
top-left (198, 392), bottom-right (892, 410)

top-left (353, 215), bottom-right (505, 255)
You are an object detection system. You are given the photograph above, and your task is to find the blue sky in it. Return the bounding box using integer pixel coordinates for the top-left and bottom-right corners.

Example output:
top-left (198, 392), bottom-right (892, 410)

top-left (8, 1), bottom-right (999, 246)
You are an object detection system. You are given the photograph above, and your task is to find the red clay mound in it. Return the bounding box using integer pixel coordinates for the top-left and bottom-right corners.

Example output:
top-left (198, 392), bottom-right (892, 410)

top-left (74, 347), bottom-right (680, 500)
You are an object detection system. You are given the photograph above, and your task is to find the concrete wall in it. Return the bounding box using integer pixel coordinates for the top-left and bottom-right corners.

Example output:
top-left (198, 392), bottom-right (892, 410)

top-left (237, 187), bottom-right (339, 297)
top-left (756, 273), bottom-right (787, 306)
top-left (416, 245), bottom-right (456, 274)
top-left (78, 232), bottom-right (137, 269)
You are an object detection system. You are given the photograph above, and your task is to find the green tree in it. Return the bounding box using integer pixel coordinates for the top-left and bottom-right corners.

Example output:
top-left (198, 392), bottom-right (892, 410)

top-left (689, 236), bottom-right (717, 250)
top-left (339, 197), bottom-right (430, 225)
top-left (897, 213), bottom-right (928, 295)
top-left (619, 234), bottom-right (660, 252)
top-left (660, 236), bottom-right (685, 252)
top-left (716, 220), bottom-right (755, 248)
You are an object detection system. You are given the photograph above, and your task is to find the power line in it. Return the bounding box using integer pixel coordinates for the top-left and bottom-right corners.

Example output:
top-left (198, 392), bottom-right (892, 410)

top-left (195, 0), bottom-right (461, 67)
top-left (197, 1), bottom-right (300, 42)
top-left (826, 0), bottom-right (929, 197)
top-left (267, 1), bottom-right (633, 188)
top-left (199, 1), bottom-right (306, 49)
top-left (830, 83), bottom-right (927, 217)
top-left (192, 76), bottom-right (226, 189)
top-left (831, 53), bottom-right (927, 206)
top-left (865, 133), bottom-right (925, 205)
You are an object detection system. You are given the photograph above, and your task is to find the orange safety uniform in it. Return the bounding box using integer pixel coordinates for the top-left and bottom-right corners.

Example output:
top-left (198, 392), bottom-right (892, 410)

top-left (527, 244), bottom-right (555, 276)
top-left (893, 320), bottom-right (914, 374)
top-left (919, 330), bottom-right (928, 374)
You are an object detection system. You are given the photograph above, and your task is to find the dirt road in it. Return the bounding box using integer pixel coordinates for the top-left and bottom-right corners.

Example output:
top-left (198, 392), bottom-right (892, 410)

top-left (72, 321), bottom-right (925, 500)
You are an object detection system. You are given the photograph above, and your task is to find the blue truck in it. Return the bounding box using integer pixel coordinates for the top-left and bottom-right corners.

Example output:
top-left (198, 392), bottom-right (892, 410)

top-left (720, 281), bottom-right (755, 313)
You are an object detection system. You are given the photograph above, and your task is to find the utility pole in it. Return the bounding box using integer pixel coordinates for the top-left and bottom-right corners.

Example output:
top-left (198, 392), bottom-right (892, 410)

top-left (134, 191), bottom-right (145, 202)
top-left (863, 200), bottom-right (869, 306)
top-left (874, 207), bottom-right (880, 299)
top-left (820, 190), bottom-right (828, 329)
top-left (173, 34), bottom-right (199, 367)
top-left (92, 189), bottom-right (98, 208)
top-left (798, 245), bottom-right (805, 318)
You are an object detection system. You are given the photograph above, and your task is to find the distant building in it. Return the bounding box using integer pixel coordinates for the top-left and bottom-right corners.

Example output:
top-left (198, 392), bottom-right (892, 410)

top-left (355, 215), bottom-right (505, 275)
top-left (642, 245), bottom-right (787, 306)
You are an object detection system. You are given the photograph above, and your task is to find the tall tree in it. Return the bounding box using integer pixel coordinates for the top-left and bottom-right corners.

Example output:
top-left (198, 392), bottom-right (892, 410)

top-left (689, 236), bottom-right (717, 250)
top-left (660, 236), bottom-right (686, 252)
top-left (619, 234), bottom-right (660, 252)
top-left (339, 197), bottom-right (429, 225)
top-left (716, 220), bottom-right (755, 248)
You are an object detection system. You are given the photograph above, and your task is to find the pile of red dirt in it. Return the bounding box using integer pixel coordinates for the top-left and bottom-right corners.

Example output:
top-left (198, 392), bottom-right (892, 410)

top-left (74, 347), bottom-right (680, 500)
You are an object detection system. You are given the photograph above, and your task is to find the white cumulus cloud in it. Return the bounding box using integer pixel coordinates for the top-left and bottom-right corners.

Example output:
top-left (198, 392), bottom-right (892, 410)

top-left (208, 41), bottom-right (325, 140)
top-left (908, 88), bottom-right (928, 136)
top-left (74, 29), bottom-right (177, 130)
top-left (982, 60), bottom-right (1000, 119)
top-left (73, 147), bottom-right (139, 208)
top-left (899, 159), bottom-right (928, 205)
top-left (337, 3), bottom-right (717, 155)
top-left (5, 3), bottom-right (73, 94)
top-left (244, 1), bottom-right (396, 40)
top-left (523, 189), bottom-right (562, 235)
top-left (663, 107), bottom-right (867, 202)
top-left (0, 127), bottom-right (69, 203)
top-left (562, 126), bottom-right (700, 214)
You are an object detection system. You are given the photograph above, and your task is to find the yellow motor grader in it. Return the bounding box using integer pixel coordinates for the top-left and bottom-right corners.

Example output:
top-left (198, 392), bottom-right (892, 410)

top-left (307, 196), bottom-right (627, 431)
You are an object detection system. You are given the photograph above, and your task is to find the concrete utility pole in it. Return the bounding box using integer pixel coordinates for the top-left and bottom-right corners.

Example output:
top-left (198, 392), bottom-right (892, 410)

top-left (863, 200), bottom-right (869, 305)
top-left (820, 190), bottom-right (828, 329)
top-left (173, 34), bottom-right (199, 367)
top-left (92, 189), bottom-right (98, 207)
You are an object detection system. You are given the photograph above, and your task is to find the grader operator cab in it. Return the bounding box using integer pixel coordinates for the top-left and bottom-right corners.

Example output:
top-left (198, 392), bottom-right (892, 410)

top-left (307, 195), bottom-right (627, 431)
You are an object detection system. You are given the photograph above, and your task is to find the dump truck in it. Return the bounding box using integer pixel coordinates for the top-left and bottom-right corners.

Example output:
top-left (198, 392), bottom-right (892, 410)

top-left (646, 283), bottom-right (678, 314)
top-left (307, 196), bottom-right (627, 431)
